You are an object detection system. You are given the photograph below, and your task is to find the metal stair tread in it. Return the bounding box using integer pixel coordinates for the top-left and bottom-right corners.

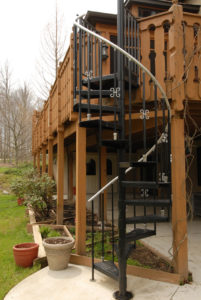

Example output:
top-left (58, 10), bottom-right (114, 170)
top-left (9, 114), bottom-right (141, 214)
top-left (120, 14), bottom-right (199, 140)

top-left (126, 215), bottom-right (169, 224)
top-left (119, 161), bottom-right (157, 168)
top-left (79, 119), bottom-right (119, 130)
top-left (82, 73), bottom-right (118, 89)
top-left (94, 261), bottom-right (119, 281)
top-left (102, 139), bottom-right (128, 148)
top-left (130, 161), bottom-right (157, 167)
top-left (73, 103), bottom-right (119, 113)
top-left (76, 89), bottom-right (112, 99)
top-left (125, 199), bottom-right (171, 206)
top-left (125, 228), bottom-right (156, 242)
top-left (121, 181), bottom-right (158, 189)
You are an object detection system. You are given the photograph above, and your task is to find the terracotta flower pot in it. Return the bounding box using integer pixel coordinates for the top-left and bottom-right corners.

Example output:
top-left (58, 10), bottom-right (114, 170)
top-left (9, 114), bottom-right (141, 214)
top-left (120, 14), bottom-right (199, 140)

top-left (43, 237), bottom-right (75, 271)
top-left (13, 243), bottom-right (39, 267)
top-left (17, 198), bottom-right (24, 206)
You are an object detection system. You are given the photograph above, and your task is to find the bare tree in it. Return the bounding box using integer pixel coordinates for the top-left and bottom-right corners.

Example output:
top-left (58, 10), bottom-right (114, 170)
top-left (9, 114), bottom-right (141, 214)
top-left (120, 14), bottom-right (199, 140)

top-left (34, 1), bottom-right (68, 100)
top-left (0, 75), bottom-right (34, 164)
top-left (0, 62), bottom-right (13, 163)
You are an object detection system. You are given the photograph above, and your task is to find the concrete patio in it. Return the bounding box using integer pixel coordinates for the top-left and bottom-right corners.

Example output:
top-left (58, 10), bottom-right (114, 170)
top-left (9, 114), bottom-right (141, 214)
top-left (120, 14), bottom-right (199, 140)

top-left (4, 220), bottom-right (201, 300)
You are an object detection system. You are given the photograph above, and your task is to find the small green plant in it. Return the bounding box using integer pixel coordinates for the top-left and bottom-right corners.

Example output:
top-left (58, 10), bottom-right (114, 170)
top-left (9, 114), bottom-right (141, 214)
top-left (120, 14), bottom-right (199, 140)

top-left (47, 230), bottom-right (61, 238)
top-left (40, 226), bottom-right (61, 239)
top-left (40, 226), bottom-right (51, 239)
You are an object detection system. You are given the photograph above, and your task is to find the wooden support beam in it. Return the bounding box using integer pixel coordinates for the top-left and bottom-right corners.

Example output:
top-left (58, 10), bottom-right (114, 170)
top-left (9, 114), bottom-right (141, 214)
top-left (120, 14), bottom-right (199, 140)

top-left (171, 115), bottom-right (188, 280)
top-left (75, 123), bottom-right (86, 255)
top-left (37, 150), bottom-right (40, 174)
top-left (33, 154), bottom-right (36, 168)
top-left (48, 137), bottom-right (53, 178)
top-left (56, 127), bottom-right (64, 225)
top-left (101, 147), bottom-right (107, 221)
top-left (42, 145), bottom-right (47, 174)
top-left (68, 151), bottom-right (73, 202)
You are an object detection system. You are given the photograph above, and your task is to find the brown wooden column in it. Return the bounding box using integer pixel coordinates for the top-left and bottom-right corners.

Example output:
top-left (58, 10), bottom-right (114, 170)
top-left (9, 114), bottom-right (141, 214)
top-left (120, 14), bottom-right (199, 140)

top-left (75, 123), bottom-right (86, 255)
top-left (42, 144), bottom-right (47, 174)
top-left (48, 137), bottom-right (53, 178)
top-left (68, 151), bottom-right (73, 202)
top-left (171, 115), bottom-right (188, 280)
top-left (101, 146), bottom-right (107, 220)
top-left (33, 154), bottom-right (36, 168)
top-left (37, 150), bottom-right (40, 173)
top-left (56, 126), bottom-right (64, 224)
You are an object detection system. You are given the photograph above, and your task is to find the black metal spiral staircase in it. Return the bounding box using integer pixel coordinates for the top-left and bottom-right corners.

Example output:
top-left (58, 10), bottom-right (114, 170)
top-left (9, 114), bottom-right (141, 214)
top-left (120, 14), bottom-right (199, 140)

top-left (73, 2), bottom-right (171, 299)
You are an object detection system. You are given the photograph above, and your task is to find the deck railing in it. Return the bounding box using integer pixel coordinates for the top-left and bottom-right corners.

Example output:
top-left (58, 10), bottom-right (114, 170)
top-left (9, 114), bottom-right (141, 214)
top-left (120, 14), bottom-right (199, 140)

top-left (32, 8), bottom-right (201, 154)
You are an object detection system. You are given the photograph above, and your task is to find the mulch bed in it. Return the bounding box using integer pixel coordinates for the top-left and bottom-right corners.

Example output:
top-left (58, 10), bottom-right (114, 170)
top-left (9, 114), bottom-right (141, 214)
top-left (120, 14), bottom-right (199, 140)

top-left (128, 243), bottom-right (173, 272)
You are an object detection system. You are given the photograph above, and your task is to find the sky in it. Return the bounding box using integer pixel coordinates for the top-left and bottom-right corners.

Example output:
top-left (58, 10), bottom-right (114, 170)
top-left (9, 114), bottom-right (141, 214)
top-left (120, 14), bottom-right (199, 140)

top-left (0, 0), bottom-right (117, 94)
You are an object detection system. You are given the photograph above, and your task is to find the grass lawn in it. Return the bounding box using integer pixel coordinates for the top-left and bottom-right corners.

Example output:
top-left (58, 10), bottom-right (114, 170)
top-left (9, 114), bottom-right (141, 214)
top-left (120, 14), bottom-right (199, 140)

top-left (0, 165), bottom-right (40, 300)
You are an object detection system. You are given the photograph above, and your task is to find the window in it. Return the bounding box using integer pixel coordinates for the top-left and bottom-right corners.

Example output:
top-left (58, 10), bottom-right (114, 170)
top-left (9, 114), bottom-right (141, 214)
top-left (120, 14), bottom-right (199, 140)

top-left (138, 7), bottom-right (163, 18)
top-left (86, 159), bottom-right (96, 175)
top-left (107, 159), bottom-right (112, 175)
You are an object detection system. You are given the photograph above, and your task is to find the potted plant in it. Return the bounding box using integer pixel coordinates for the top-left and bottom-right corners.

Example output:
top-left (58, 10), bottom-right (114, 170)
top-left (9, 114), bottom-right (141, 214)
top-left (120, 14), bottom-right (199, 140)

top-left (13, 242), bottom-right (39, 267)
top-left (11, 177), bottom-right (25, 206)
top-left (43, 236), bottom-right (75, 270)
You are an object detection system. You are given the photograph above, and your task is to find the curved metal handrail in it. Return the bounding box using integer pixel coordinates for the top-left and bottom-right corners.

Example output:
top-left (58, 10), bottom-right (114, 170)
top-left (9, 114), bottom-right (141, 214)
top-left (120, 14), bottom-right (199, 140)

top-left (73, 21), bottom-right (171, 202)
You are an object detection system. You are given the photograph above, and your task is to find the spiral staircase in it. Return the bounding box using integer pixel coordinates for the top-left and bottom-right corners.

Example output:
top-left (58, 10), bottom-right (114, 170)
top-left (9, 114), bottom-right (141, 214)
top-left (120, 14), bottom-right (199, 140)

top-left (73, 1), bottom-right (172, 299)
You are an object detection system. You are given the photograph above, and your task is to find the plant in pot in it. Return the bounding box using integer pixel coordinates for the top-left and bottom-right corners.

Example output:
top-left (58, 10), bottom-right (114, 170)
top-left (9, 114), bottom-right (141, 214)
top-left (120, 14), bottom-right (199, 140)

top-left (43, 236), bottom-right (75, 270)
top-left (11, 177), bottom-right (25, 206)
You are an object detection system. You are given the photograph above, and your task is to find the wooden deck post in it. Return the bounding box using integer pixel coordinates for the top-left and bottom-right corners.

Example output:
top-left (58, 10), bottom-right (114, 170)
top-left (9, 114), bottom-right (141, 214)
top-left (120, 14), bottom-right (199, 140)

top-left (37, 150), bottom-right (40, 173)
top-left (168, 3), bottom-right (188, 280)
top-left (101, 146), bottom-right (107, 220)
top-left (56, 126), bottom-right (64, 225)
top-left (42, 144), bottom-right (47, 174)
top-left (33, 154), bottom-right (36, 168)
top-left (48, 137), bottom-right (53, 178)
top-left (68, 151), bottom-right (73, 202)
top-left (171, 115), bottom-right (188, 280)
top-left (75, 123), bottom-right (86, 255)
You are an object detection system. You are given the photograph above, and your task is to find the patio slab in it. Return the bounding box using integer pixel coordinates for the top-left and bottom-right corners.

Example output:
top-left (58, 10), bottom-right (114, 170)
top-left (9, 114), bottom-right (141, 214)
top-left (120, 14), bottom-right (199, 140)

top-left (4, 220), bottom-right (201, 300)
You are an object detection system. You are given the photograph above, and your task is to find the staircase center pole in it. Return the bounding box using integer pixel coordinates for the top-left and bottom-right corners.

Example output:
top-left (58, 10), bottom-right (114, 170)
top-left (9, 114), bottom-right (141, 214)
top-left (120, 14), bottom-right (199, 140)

top-left (115, 0), bottom-right (128, 299)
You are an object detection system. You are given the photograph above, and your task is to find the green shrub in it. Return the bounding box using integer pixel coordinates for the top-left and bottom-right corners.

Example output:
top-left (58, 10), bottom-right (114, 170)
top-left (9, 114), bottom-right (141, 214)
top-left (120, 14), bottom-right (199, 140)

top-left (11, 168), bottom-right (56, 219)
top-left (40, 226), bottom-right (61, 239)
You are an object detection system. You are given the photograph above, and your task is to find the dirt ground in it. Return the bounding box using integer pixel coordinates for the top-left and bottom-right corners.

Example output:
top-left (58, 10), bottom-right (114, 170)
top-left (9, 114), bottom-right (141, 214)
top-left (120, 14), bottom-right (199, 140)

top-left (129, 243), bottom-right (173, 272)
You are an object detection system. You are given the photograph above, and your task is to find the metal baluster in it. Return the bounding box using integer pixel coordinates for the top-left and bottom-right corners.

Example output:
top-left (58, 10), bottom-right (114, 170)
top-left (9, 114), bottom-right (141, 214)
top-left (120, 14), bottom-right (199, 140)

top-left (101, 194), bottom-right (105, 262)
top-left (142, 72), bottom-right (146, 151)
top-left (137, 22), bottom-right (140, 83)
top-left (128, 59), bottom-right (132, 163)
top-left (79, 28), bottom-right (82, 122)
top-left (128, 13), bottom-right (130, 56)
top-left (154, 84), bottom-right (158, 232)
top-left (113, 49), bottom-right (117, 134)
top-left (91, 34), bottom-right (93, 77)
top-left (131, 16), bottom-right (134, 73)
top-left (87, 33), bottom-right (91, 119)
top-left (142, 71), bottom-right (147, 220)
top-left (111, 185), bottom-right (114, 263)
top-left (95, 37), bottom-right (97, 77)
top-left (73, 26), bottom-right (77, 105)
top-left (134, 19), bottom-right (136, 74)
top-left (91, 200), bottom-right (95, 281)
top-left (83, 30), bottom-right (86, 74)
top-left (99, 41), bottom-right (103, 143)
